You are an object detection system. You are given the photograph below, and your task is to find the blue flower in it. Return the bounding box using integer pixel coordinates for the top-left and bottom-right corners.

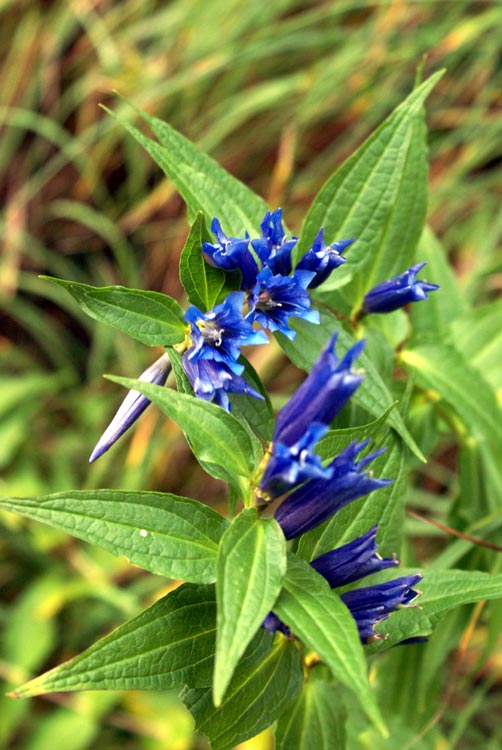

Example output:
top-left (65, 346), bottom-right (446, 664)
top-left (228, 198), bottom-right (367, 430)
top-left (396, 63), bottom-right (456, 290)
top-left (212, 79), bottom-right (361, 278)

top-left (340, 574), bottom-right (423, 642)
top-left (274, 440), bottom-right (391, 539)
top-left (182, 355), bottom-right (263, 411)
top-left (251, 208), bottom-right (298, 276)
top-left (262, 527), bottom-right (422, 643)
top-left (296, 228), bottom-right (353, 288)
top-left (202, 218), bottom-right (259, 290)
top-left (310, 526), bottom-right (398, 588)
top-left (89, 353), bottom-right (171, 463)
top-left (184, 292), bottom-right (267, 374)
top-left (247, 267), bottom-right (319, 340)
top-left (259, 423), bottom-right (332, 500)
top-left (273, 332), bottom-right (365, 447)
top-left (362, 262), bottom-right (440, 314)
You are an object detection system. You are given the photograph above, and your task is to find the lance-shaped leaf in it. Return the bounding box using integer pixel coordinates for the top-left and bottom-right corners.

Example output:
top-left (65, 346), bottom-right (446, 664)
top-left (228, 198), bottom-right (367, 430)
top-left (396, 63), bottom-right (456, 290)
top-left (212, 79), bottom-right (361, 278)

top-left (108, 376), bottom-right (261, 490)
top-left (294, 72), bottom-right (443, 305)
top-left (275, 678), bottom-right (347, 750)
top-left (0, 490), bottom-right (227, 584)
top-left (104, 103), bottom-right (269, 236)
top-left (42, 277), bottom-right (186, 346)
top-left (273, 555), bottom-right (386, 735)
top-left (214, 508), bottom-right (287, 705)
top-left (278, 309), bottom-right (424, 461)
top-left (184, 638), bottom-right (302, 750)
top-left (10, 584), bottom-right (217, 697)
top-left (419, 569), bottom-right (502, 626)
top-left (400, 342), bottom-right (502, 457)
top-left (180, 212), bottom-right (241, 312)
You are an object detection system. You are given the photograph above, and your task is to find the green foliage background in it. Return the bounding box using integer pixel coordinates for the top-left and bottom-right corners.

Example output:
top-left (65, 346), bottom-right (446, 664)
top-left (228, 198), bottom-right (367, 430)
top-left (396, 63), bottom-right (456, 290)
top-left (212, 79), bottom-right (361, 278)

top-left (0, 1), bottom-right (500, 748)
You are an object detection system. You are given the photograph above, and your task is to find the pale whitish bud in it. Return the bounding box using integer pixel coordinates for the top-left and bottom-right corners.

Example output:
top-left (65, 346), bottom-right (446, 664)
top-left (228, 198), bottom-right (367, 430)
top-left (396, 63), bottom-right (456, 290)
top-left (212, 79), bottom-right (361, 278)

top-left (89, 353), bottom-right (171, 463)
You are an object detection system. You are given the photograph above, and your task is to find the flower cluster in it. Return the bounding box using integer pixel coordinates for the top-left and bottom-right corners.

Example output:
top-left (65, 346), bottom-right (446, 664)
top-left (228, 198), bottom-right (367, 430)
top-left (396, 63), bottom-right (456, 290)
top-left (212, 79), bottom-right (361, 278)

top-left (257, 333), bottom-right (422, 642)
top-left (179, 209), bottom-right (354, 408)
top-left (89, 208), bottom-right (439, 463)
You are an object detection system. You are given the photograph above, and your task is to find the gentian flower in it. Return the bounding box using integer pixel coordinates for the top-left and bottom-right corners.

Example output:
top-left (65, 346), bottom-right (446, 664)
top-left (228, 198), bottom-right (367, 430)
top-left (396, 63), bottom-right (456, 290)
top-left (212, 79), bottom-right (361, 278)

top-left (297, 228), bottom-right (353, 288)
top-left (247, 267), bottom-right (319, 339)
top-left (274, 440), bottom-right (391, 539)
top-left (89, 353), bottom-right (171, 463)
top-left (310, 526), bottom-right (398, 588)
top-left (340, 574), bottom-right (423, 642)
top-left (259, 423), bottom-right (332, 500)
top-left (362, 262), bottom-right (440, 314)
top-left (251, 208), bottom-right (298, 276)
top-left (273, 332), bottom-right (365, 447)
top-left (202, 218), bottom-right (259, 290)
top-left (184, 292), bottom-right (267, 374)
top-left (182, 355), bottom-right (263, 411)
top-left (262, 526), bottom-right (422, 643)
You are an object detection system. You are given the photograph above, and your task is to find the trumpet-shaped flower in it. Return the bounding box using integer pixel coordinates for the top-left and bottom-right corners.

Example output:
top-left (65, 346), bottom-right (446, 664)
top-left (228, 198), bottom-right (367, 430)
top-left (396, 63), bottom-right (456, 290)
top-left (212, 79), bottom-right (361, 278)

top-left (202, 218), bottom-right (259, 290)
top-left (247, 267), bottom-right (319, 339)
top-left (297, 228), bottom-right (353, 288)
top-left (262, 526), bottom-right (422, 643)
top-left (273, 332), bottom-right (365, 447)
top-left (251, 208), bottom-right (298, 276)
top-left (274, 440), bottom-right (391, 539)
top-left (182, 355), bottom-right (263, 411)
top-left (184, 292), bottom-right (267, 374)
top-left (310, 526), bottom-right (398, 588)
top-left (362, 262), bottom-right (439, 314)
top-left (259, 423), bottom-right (332, 500)
top-left (89, 353), bottom-right (171, 463)
top-left (340, 574), bottom-right (423, 642)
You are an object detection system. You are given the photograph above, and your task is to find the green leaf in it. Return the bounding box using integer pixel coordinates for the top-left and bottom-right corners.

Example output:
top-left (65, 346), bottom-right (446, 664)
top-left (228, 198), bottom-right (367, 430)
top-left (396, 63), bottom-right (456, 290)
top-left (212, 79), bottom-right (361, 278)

top-left (295, 72), bottom-right (443, 304)
top-left (448, 299), bottom-right (502, 395)
top-left (11, 584), bottom-right (218, 697)
top-left (184, 639), bottom-right (302, 750)
top-left (273, 555), bottom-right (386, 734)
top-left (214, 508), bottom-right (286, 705)
top-left (229, 356), bottom-right (275, 444)
top-left (3, 577), bottom-right (60, 676)
top-left (23, 709), bottom-right (98, 750)
top-left (278, 309), bottom-right (424, 461)
top-left (400, 342), bottom-right (502, 453)
top-left (419, 569), bottom-right (502, 626)
top-left (108, 377), bottom-right (261, 490)
top-left (410, 225), bottom-right (467, 335)
top-left (166, 346), bottom-right (193, 394)
top-left (179, 212), bottom-right (239, 312)
top-left (315, 403), bottom-right (396, 462)
top-left (105, 103), bottom-right (269, 236)
top-left (0, 490), bottom-right (228, 584)
top-left (275, 678), bottom-right (347, 750)
top-left (42, 277), bottom-right (186, 346)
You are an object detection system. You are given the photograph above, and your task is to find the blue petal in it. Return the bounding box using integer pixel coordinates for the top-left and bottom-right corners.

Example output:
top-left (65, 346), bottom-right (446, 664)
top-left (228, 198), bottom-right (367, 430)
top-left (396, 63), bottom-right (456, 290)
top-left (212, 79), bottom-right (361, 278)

top-left (247, 267), bottom-right (319, 339)
top-left (273, 332), bottom-right (365, 447)
top-left (274, 440), bottom-right (391, 539)
top-left (202, 217), bottom-right (259, 289)
top-left (182, 353), bottom-right (264, 411)
top-left (297, 228), bottom-right (353, 288)
top-left (259, 422), bottom-right (331, 499)
top-left (311, 526), bottom-right (398, 588)
top-left (362, 262), bottom-right (440, 314)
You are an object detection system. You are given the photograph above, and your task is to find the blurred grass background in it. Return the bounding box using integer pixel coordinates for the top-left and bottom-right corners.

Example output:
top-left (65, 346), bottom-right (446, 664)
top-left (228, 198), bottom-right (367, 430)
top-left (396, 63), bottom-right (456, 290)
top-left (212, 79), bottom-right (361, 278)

top-left (0, 1), bottom-right (500, 748)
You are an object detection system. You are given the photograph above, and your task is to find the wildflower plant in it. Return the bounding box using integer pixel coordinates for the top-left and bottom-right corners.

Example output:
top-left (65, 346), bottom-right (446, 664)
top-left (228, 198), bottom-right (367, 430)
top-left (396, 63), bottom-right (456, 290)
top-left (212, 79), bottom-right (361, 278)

top-left (2, 71), bottom-right (502, 750)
